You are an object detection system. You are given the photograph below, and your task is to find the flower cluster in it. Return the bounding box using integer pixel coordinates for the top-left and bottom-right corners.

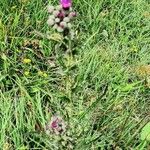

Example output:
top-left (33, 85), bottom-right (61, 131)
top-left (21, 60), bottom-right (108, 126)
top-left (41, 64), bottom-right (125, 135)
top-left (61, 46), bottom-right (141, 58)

top-left (47, 4), bottom-right (76, 33)
top-left (46, 115), bottom-right (66, 135)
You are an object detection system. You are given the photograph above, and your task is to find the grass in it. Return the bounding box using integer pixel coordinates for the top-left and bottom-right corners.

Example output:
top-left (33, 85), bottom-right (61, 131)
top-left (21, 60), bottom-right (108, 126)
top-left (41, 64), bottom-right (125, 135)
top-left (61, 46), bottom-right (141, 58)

top-left (0, 0), bottom-right (150, 149)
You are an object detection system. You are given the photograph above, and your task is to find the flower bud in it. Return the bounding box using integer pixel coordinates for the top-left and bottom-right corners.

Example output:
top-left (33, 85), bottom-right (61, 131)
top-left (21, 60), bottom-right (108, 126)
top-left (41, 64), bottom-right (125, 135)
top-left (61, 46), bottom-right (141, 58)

top-left (47, 5), bottom-right (54, 13)
top-left (47, 18), bottom-right (55, 26)
top-left (53, 10), bottom-right (60, 17)
top-left (49, 15), bottom-right (55, 20)
top-left (53, 24), bottom-right (58, 29)
top-left (55, 18), bottom-right (60, 23)
top-left (67, 23), bottom-right (72, 28)
top-left (58, 12), bottom-right (65, 18)
top-left (56, 5), bottom-right (62, 11)
top-left (69, 12), bottom-right (76, 19)
top-left (57, 26), bottom-right (64, 32)
top-left (60, 21), bottom-right (67, 28)
top-left (69, 7), bottom-right (73, 11)
top-left (63, 17), bottom-right (70, 23)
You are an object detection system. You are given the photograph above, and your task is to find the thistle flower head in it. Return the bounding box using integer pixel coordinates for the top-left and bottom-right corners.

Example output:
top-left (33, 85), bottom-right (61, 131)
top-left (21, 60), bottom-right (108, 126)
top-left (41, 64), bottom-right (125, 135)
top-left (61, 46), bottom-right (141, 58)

top-left (47, 1), bottom-right (76, 35)
top-left (46, 115), bottom-right (66, 135)
top-left (60, 0), bottom-right (72, 9)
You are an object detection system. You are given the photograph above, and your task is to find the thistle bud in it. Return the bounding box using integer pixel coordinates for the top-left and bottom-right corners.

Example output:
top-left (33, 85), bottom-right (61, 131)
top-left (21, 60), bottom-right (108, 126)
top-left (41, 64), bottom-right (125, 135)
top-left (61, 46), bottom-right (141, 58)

top-left (69, 12), bottom-right (76, 19)
top-left (67, 23), bottom-right (72, 28)
top-left (63, 17), bottom-right (70, 23)
top-left (60, 21), bottom-right (67, 28)
top-left (55, 18), bottom-right (60, 23)
top-left (49, 15), bottom-right (55, 20)
top-left (69, 7), bottom-right (73, 11)
top-left (53, 10), bottom-right (60, 17)
top-left (56, 5), bottom-right (62, 11)
top-left (53, 24), bottom-right (59, 29)
top-left (47, 18), bottom-right (55, 26)
top-left (47, 5), bottom-right (54, 13)
top-left (57, 26), bottom-right (64, 32)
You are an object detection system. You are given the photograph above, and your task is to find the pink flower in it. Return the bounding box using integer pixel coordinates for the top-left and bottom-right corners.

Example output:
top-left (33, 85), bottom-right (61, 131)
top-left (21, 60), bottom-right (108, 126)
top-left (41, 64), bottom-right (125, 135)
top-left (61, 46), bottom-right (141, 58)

top-left (60, 0), bottom-right (72, 9)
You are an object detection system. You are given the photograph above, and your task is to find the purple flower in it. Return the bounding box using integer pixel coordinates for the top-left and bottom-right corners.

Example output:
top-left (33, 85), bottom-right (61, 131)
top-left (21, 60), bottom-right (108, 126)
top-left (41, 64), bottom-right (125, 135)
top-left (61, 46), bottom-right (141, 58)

top-left (51, 119), bottom-right (58, 128)
top-left (46, 115), bottom-right (66, 135)
top-left (60, 0), bottom-right (72, 9)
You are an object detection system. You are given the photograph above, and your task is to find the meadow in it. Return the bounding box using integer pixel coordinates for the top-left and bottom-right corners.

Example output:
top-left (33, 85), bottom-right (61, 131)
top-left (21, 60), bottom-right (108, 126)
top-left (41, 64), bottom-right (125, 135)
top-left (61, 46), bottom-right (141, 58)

top-left (0, 0), bottom-right (150, 149)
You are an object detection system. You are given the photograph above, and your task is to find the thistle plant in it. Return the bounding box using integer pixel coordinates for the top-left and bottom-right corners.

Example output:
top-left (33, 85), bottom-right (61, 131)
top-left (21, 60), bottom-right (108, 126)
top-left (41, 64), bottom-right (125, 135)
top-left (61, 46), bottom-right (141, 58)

top-left (47, 0), bottom-right (76, 35)
top-left (45, 115), bottom-right (67, 135)
top-left (44, 1), bottom-right (77, 143)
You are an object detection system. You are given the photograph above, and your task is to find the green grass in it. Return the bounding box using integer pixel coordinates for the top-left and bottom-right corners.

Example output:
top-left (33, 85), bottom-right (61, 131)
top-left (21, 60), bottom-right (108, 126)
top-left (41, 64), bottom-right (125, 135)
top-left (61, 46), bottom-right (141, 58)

top-left (0, 0), bottom-right (150, 149)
